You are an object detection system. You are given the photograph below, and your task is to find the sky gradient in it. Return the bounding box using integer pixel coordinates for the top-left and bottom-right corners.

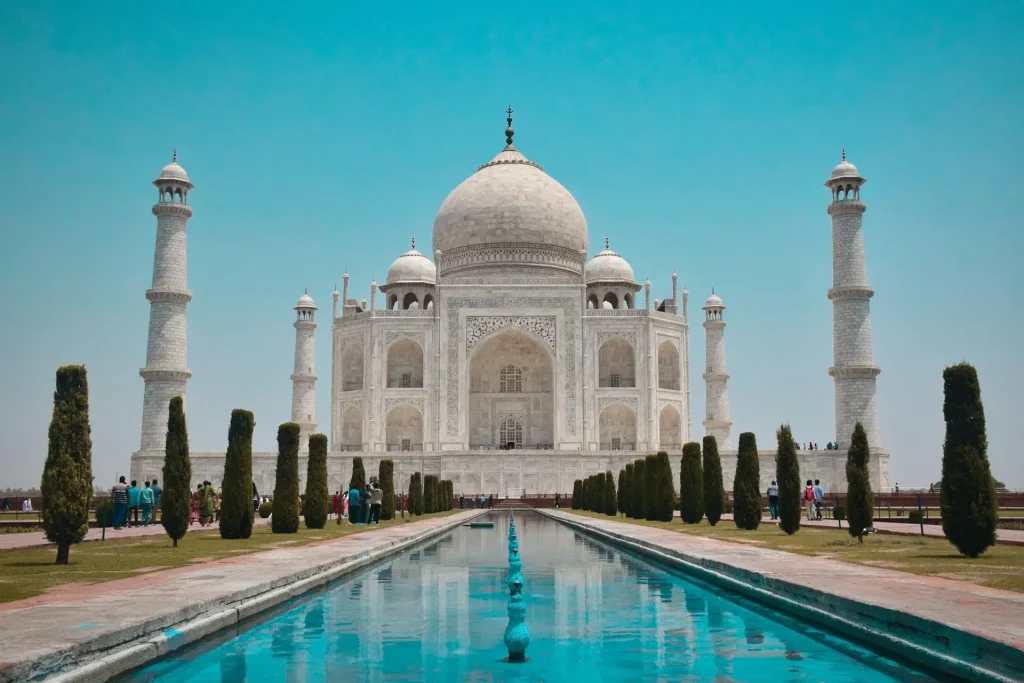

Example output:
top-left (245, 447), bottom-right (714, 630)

top-left (1, 2), bottom-right (1021, 489)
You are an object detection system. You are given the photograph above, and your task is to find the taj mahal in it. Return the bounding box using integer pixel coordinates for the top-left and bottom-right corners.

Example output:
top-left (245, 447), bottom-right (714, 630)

top-left (129, 110), bottom-right (891, 496)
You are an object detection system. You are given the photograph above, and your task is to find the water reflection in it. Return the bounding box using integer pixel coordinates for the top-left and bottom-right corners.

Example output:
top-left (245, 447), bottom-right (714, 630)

top-left (125, 512), bottom-right (942, 683)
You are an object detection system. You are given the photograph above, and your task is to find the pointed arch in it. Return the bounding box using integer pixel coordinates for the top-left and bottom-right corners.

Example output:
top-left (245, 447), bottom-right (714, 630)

top-left (599, 403), bottom-right (636, 450)
top-left (658, 340), bottom-right (680, 390)
top-left (598, 336), bottom-right (636, 388)
top-left (386, 337), bottom-right (424, 388)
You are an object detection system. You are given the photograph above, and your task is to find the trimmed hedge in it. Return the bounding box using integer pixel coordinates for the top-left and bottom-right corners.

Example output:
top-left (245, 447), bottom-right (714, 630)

top-left (379, 460), bottom-right (395, 520)
top-left (845, 422), bottom-right (873, 542)
top-left (349, 457), bottom-right (367, 492)
top-left (604, 470), bottom-right (616, 516)
top-left (572, 479), bottom-right (582, 510)
top-left (653, 452), bottom-right (675, 522)
top-left (775, 424), bottom-right (802, 535)
top-left (219, 409), bottom-right (255, 540)
top-left (162, 396), bottom-right (192, 547)
top-left (41, 365), bottom-right (93, 565)
top-left (409, 472), bottom-right (423, 516)
top-left (623, 464), bottom-right (635, 518)
top-left (617, 469), bottom-right (626, 515)
top-left (679, 442), bottom-right (704, 524)
top-left (258, 501), bottom-right (273, 518)
top-left (643, 454), bottom-right (658, 521)
top-left (271, 423), bottom-right (301, 533)
top-left (702, 436), bottom-right (725, 526)
top-left (631, 459), bottom-right (645, 521)
top-left (423, 474), bottom-right (438, 514)
top-left (732, 431), bottom-right (761, 530)
top-left (303, 434), bottom-right (329, 529)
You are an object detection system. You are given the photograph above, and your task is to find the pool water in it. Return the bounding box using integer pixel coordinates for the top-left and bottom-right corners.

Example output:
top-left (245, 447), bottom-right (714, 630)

top-left (126, 512), bottom-right (947, 682)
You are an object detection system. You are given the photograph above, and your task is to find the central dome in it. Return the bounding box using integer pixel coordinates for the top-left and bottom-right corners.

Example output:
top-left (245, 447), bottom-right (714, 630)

top-left (432, 115), bottom-right (588, 278)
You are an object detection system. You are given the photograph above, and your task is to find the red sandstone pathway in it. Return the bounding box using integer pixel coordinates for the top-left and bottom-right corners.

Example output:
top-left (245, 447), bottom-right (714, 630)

top-left (0, 510), bottom-right (480, 683)
top-left (550, 510), bottom-right (1024, 655)
top-left (0, 516), bottom-right (273, 552)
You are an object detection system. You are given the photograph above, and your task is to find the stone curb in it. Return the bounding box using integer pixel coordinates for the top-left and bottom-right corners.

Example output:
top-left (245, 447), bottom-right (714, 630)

top-left (543, 511), bottom-right (1023, 683)
top-left (25, 511), bottom-right (484, 683)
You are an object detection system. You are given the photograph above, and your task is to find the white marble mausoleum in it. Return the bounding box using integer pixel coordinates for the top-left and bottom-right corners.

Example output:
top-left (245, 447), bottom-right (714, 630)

top-left (130, 112), bottom-right (891, 496)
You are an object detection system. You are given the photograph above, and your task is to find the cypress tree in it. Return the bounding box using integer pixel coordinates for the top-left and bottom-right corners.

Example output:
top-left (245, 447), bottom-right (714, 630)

top-left (631, 458), bottom-right (645, 521)
top-left (409, 472), bottom-right (423, 516)
top-left (219, 409), bottom-right (255, 540)
top-left (617, 469), bottom-right (626, 515)
top-left (775, 424), bottom-right (802, 535)
top-left (732, 432), bottom-right (762, 530)
top-left (644, 454), bottom-right (658, 521)
top-left (379, 460), bottom-right (395, 520)
top-left (604, 470), bottom-right (616, 516)
top-left (624, 463), bottom-right (635, 517)
top-left (940, 363), bottom-right (998, 557)
top-left (845, 422), bottom-right (874, 543)
top-left (41, 365), bottom-right (93, 565)
top-left (272, 423), bottom-right (300, 533)
top-left (655, 452), bottom-right (675, 521)
top-left (303, 434), bottom-right (329, 529)
top-left (162, 396), bottom-right (192, 547)
top-left (702, 436), bottom-right (726, 526)
top-left (679, 442), bottom-right (704, 524)
top-left (349, 457), bottom-right (367, 492)
top-left (572, 479), bottom-right (582, 509)
top-left (588, 475), bottom-right (598, 511)
top-left (423, 474), bottom-right (437, 513)
top-left (583, 476), bottom-right (592, 511)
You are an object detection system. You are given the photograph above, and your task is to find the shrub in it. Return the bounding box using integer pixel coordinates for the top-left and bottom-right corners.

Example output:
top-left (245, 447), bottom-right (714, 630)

top-left (908, 509), bottom-right (922, 524)
top-left (604, 470), bottom-right (616, 516)
top-left (632, 459), bottom-right (645, 522)
top-left (303, 434), bottom-right (329, 529)
top-left (41, 365), bottom-right (93, 565)
top-left (272, 423), bottom-right (300, 533)
top-left (775, 424), bottom-right (802, 535)
top-left (623, 464), bottom-right (635, 518)
top-left (219, 409), bottom-right (255, 540)
top-left (732, 432), bottom-right (762, 530)
top-left (643, 454), bottom-right (658, 521)
top-left (258, 501), bottom-right (273, 518)
top-left (423, 474), bottom-right (437, 514)
top-left (617, 469), bottom-right (626, 515)
top-left (702, 436), bottom-right (725, 526)
top-left (161, 396), bottom-right (192, 547)
top-left (654, 452), bottom-right (675, 522)
top-left (409, 472), bottom-right (423, 516)
top-left (379, 460), bottom-right (395, 520)
top-left (96, 498), bottom-right (114, 528)
top-left (940, 363), bottom-right (998, 557)
top-left (679, 442), bottom-right (704, 524)
top-left (845, 422), bottom-right (874, 542)
top-left (349, 457), bottom-right (367, 492)
top-left (572, 479), bottom-right (582, 509)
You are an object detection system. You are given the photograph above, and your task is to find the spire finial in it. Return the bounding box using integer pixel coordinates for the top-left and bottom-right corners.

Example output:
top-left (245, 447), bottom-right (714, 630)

top-left (505, 105), bottom-right (515, 146)
top-left (172, 149), bottom-right (177, 163)
top-left (304, 287), bottom-right (308, 295)
top-left (712, 287), bottom-right (715, 295)
top-left (605, 233), bottom-right (610, 250)
top-left (411, 233), bottom-right (416, 249)
top-left (841, 147), bottom-right (846, 162)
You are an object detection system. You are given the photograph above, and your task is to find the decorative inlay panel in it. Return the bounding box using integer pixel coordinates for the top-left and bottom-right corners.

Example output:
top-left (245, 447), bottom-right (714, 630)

top-left (595, 330), bottom-right (637, 348)
top-left (384, 330), bottom-right (426, 348)
top-left (337, 399), bottom-right (361, 416)
top-left (658, 397), bottom-right (683, 414)
top-left (466, 316), bottom-right (556, 353)
top-left (596, 396), bottom-right (639, 413)
top-left (447, 297), bottom-right (578, 437)
top-left (385, 397), bottom-right (425, 414)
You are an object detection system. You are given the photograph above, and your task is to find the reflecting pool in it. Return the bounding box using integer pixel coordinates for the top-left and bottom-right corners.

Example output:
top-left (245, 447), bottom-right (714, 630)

top-left (125, 512), bottom-right (947, 682)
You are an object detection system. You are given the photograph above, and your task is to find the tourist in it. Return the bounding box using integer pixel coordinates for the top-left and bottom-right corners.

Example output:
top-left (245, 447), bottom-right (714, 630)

top-left (767, 481), bottom-right (779, 520)
top-left (804, 480), bottom-right (815, 520)
top-left (369, 482), bottom-right (383, 524)
top-left (128, 480), bottom-right (141, 526)
top-left (252, 482), bottom-right (259, 514)
top-left (342, 489), bottom-right (350, 524)
top-left (151, 478), bottom-right (161, 523)
top-left (813, 479), bottom-right (824, 519)
top-left (348, 485), bottom-right (361, 524)
top-left (895, 483), bottom-right (900, 495)
top-left (191, 484), bottom-right (203, 525)
top-left (554, 492), bottom-right (560, 509)
top-left (23, 498), bottom-right (32, 512)
top-left (140, 481), bottom-right (155, 525)
top-left (201, 481), bottom-right (216, 525)
top-left (361, 484), bottom-right (371, 524)
top-left (331, 491), bottom-right (339, 521)
top-left (112, 476), bottom-right (129, 529)
top-left (215, 488), bottom-right (223, 522)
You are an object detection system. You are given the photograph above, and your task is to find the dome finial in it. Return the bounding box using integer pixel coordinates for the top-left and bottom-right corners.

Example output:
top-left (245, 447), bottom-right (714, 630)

top-left (304, 287), bottom-right (308, 295)
top-left (712, 286), bottom-right (715, 295)
top-left (505, 105), bottom-right (515, 146)
top-left (172, 149), bottom-right (177, 163)
top-left (411, 233), bottom-right (416, 249)
top-left (841, 147), bottom-right (846, 162)
top-left (605, 233), bottom-right (609, 250)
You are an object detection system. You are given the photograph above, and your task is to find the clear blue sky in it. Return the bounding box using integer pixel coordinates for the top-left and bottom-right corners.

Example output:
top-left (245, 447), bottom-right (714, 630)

top-left (1, 2), bottom-right (1021, 489)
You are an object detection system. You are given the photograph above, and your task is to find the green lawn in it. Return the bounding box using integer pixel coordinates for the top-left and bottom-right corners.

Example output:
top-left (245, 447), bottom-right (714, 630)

top-left (0, 511), bottom-right (456, 604)
top-left (565, 510), bottom-right (1024, 594)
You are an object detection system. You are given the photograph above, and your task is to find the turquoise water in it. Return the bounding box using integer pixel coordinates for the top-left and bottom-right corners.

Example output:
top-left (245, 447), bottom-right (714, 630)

top-left (126, 512), bottom-right (947, 682)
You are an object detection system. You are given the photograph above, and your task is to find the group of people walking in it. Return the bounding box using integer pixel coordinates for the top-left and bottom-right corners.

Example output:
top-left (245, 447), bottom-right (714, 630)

top-left (191, 481), bottom-right (219, 526)
top-left (765, 479), bottom-right (826, 520)
top-left (332, 482), bottom-right (384, 525)
top-left (457, 494), bottom-right (494, 509)
top-left (110, 476), bottom-right (161, 529)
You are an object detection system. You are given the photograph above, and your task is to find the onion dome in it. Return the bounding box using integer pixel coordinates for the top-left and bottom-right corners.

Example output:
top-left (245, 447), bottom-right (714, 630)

top-left (703, 289), bottom-right (724, 309)
top-left (826, 148), bottom-right (865, 187)
top-left (295, 289), bottom-right (316, 310)
top-left (156, 150), bottom-right (192, 185)
top-left (432, 107), bottom-right (588, 277)
top-left (585, 234), bottom-right (636, 284)
top-left (385, 235), bottom-right (436, 286)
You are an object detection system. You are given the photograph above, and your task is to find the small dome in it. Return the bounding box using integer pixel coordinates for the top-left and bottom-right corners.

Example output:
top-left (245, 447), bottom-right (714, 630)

top-left (386, 237), bottom-right (436, 285)
top-left (585, 236), bottom-right (636, 284)
top-left (157, 151), bottom-right (191, 184)
top-left (295, 290), bottom-right (316, 310)
top-left (828, 149), bottom-right (863, 185)
top-left (703, 291), bottom-right (723, 309)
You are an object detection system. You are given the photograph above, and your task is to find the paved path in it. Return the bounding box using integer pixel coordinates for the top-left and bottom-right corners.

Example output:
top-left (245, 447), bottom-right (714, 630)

top-left (550, 510), bottom-right (1024, 681)
top-left (0, 510), bottom-right (481, 683)
top-left (0, 516), bottom-right (274, 552)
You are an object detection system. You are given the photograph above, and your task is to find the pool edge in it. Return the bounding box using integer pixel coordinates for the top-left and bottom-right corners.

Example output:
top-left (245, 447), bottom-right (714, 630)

top-left (542, 510), bottom-right (1023, 683)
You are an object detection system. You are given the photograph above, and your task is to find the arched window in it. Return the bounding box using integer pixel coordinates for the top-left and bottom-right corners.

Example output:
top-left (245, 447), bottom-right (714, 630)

top-left (499, 364), bottom-right (522, 393)
top-left (499, 417), bottom-right (523, 449)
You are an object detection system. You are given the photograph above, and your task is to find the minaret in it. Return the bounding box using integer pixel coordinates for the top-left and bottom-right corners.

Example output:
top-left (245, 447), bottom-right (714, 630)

top-left (139, 152), bottom-right (194, 453)
top-left (291, 289), bottom-right (318, 451)
top-left (826, 150), bottom-right (881, 449)
top-left (702, 289), bottom-right (732, 449)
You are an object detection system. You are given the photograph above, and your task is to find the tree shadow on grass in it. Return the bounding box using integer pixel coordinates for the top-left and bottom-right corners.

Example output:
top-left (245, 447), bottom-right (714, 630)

top-left (3, 561), bottom-right (69, 568)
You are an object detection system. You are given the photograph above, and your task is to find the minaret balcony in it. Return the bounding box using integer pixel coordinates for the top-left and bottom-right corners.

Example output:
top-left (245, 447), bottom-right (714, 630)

top-left (828, 365), bottom-right (881, 379)
top-left (827, 285), bottom-right (874, 301)
top-left (151, 203), bottom-right (193, 219)
top-left (146, 289), bottom-right (192, 303)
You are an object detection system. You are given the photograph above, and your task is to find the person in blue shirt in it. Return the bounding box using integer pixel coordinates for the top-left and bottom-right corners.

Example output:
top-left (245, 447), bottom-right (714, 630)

top-left (150, 478), bottom-right (162, 524)
top-left (140, 481), bottom-right (155, 525)
top-left (813, 479), bottom-right (825, 520)
top-left (128, 480), bottom-right (141, 527)
top-left (348, 486), bottom-right (361, 524)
